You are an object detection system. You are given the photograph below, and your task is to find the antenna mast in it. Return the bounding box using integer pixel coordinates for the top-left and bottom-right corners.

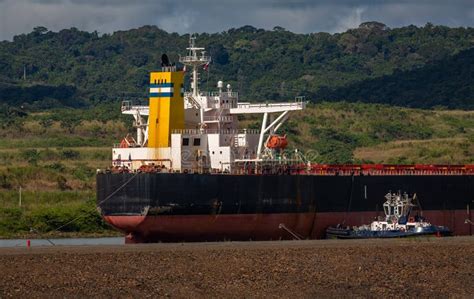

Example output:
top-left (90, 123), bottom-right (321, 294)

top-left (179, 35), bottom-right (210, 97)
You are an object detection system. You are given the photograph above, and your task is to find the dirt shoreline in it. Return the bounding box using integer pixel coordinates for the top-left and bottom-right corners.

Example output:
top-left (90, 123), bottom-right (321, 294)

top-left (1, 237), bottom-right (473, 298)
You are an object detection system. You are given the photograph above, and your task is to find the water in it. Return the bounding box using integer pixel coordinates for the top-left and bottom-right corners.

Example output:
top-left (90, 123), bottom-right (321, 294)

top-left (0, 237), bottom-right (124, 248)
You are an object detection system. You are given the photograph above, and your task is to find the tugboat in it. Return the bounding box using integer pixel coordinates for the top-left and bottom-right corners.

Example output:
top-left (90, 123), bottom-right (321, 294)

top-left (326, 192), bottom-right (452, 239)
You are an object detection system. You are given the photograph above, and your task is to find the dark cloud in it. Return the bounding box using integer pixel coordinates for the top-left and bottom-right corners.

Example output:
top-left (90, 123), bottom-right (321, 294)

top-left (1, 0), bottom-right (473, 41)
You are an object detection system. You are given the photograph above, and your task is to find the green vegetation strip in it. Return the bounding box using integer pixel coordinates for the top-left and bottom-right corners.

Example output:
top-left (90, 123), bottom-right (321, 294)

top-left (0, 191), bottom-right (112, 238)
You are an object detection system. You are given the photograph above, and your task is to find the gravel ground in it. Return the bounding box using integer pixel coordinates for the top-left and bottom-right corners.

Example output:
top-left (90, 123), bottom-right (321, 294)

top-left (0, 237), bottom-right (473, 298)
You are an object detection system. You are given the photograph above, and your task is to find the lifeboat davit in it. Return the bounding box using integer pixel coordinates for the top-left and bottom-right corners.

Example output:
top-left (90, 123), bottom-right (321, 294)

top-left (266, 135), bottom-right (288, 149)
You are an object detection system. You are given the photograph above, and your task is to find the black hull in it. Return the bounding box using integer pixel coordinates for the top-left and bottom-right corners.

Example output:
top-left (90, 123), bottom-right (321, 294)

top-left (98, 173), bottom-right (473, 215)
top-left (96, 173), bottom-right (474, 241)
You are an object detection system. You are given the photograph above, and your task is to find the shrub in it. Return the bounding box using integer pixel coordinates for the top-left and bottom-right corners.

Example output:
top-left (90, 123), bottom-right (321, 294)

top-left (72, 164), bottom-right (95, 181)
top-left (20, 149), bottom-right (40, 165)
top-left (61, 149), bottom-right (80, 159)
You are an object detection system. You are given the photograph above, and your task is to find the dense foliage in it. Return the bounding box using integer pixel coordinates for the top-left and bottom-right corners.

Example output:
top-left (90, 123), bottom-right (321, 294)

top-left (1, 22), bottom-right (474, 109)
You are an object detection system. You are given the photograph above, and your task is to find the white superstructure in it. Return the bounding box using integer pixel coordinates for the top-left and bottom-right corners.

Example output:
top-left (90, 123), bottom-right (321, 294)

top-left (365, 192), bottom-right (432, 232)
top-left (112, 36), bottom-right (305, 173)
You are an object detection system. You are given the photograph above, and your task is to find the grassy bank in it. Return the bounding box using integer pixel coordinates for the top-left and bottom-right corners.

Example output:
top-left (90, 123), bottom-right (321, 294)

top-left (0, 190), bottom-right (116, 238)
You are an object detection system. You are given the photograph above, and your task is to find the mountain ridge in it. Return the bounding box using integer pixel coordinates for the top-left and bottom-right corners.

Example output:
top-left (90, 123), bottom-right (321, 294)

top-left (0, 23), bottom-right (473, 109)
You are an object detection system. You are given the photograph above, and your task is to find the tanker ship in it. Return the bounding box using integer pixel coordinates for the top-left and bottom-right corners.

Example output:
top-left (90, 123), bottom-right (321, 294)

top-left (97, 36), bottom-right (474, 243)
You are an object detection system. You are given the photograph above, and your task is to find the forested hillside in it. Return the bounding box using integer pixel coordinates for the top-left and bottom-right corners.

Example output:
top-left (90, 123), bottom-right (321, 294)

top-left (1, 22), bottom-right (474, 109)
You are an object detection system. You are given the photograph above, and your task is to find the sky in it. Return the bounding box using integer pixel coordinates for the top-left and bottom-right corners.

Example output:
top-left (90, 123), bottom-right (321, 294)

top-left (0, 0), bottom-right (473, 41)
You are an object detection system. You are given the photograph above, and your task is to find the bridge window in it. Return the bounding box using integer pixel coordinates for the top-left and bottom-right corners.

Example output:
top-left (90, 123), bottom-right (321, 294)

top-left (182, 138), bottom-right (189, 146)
top-left (193, 138), bottom-right (201, 146)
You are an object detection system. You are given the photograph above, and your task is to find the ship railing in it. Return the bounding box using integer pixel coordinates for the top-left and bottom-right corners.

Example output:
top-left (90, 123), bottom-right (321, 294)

top-left (225, 165), bottom-right (474, 176)
top-left (161, 66), bottom-right (176, 72)
top-left (113, 143), bottom-right (143, 148)
top-left (210, 91), bottom-right (239, 98)
top-left (227, 160), bottom-right (307, 175)
top-left (184, 91), bottom-right (239, 98)
top-left (172, 129), bottom-right (260, 135)
top-left (203, 115), bottom-right (234, 122)
top-left (296, 164), bottom-right (474, 176)
top-left (236, 96), bottom-right (305, 109)
top-left (179, 55), bottom-right (211, 63)
top-left (220, 162), bottom-right (474, 176)
top-left (121, 101), bottom-right (149, 112)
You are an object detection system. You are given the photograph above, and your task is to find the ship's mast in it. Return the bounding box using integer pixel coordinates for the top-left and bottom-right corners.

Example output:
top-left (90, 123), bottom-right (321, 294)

top-left (179, 35), bottom-right (210, 97)
top-left (179, 35), bottom-right (211, 127)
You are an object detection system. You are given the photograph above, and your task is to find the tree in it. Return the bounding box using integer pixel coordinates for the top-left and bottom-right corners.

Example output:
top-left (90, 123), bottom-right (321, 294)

top-left (60, 115), bottom-right (82, 133)
top-left (33, 26), bottom-right (48, 35)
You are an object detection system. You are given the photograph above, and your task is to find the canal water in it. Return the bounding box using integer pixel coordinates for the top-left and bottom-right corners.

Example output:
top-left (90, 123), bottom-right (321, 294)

top-left (0, 237), bottom-right (124, 248)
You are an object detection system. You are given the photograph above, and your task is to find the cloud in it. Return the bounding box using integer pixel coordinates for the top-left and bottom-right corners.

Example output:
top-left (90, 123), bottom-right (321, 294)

top-left (0, 0), bottom-right (474, 41)
top-left (333, 6), bottom-right (367, 33)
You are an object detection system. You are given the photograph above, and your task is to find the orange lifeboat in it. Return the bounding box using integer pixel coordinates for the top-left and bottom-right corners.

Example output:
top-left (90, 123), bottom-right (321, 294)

top-left (266, 135), bottom-right (288, 149)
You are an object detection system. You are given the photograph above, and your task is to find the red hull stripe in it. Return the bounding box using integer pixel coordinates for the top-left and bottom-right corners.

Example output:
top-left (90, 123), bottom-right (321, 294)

top-left (104, 209), bottom-right (473, 242)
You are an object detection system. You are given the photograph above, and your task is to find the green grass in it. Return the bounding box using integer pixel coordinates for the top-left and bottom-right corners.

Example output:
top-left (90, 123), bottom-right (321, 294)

top-left (284, 102), bottom-right (474, 163)
top-left (0, 190), bottom-right (112, 238)
top-left (0, 136), bottom-right (117, 149)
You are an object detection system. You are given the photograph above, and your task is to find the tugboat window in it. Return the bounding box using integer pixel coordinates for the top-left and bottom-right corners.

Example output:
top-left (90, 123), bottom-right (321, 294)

top-left (182, 138), bottom-right (189, 146)
top-left (193, 138), bottom-right (201, 146)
